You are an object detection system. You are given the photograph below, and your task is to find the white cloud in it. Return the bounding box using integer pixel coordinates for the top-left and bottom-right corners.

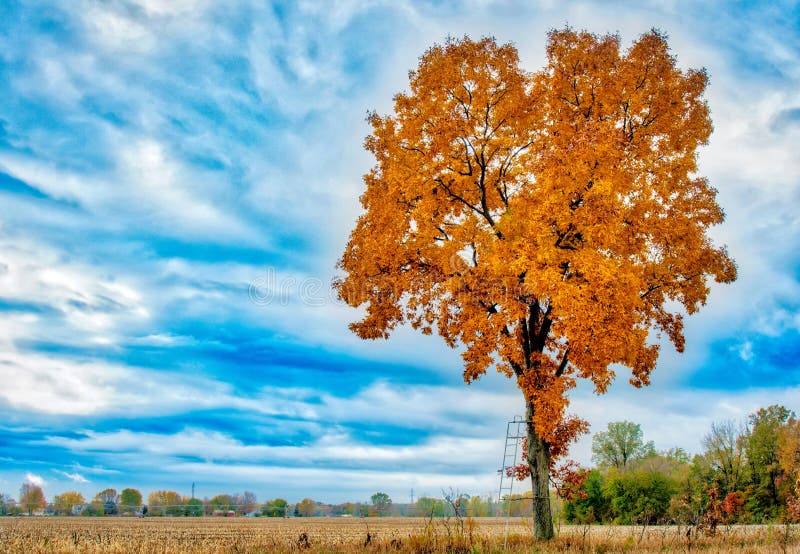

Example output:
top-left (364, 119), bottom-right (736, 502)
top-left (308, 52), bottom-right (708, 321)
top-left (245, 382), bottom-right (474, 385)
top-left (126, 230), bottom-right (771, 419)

top-left (0, 233), bottom-right (149, 347)
top-left (24, 473), bottom-right (44, 487)
top-left (320, 381), bottom-right (513, 432)
top-left (52, 470), bottom-right (90, 483)
top-left (41, 427), bottom-right (502, 502)
top-left (0, 345), bottom-right (323, 418)
top-left (71, 464), bottom-right (121, 476)
top-left (248, 10), bottom-right (352, 118)
top-left (131, 0), bottom-right (211, 18)
top-left (83, 5), bottom-right (156, 53)
top-left (115, 138), bottom-right (256, 241)
top-left (44, 427), bottom-right (495, 470)
top-left (131, 333), bottom-right (197, 347)
top-left (0, 138), bottom-right (257, 244)
top-left (79, 0), bottom-right (214, 53)
top-left (0, 352), bottom-right (138, 415)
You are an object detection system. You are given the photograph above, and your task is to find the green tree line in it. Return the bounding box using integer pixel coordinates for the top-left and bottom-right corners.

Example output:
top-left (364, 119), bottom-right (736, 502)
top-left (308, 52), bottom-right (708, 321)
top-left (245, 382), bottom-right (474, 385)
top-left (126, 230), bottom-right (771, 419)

top-left (564, 405), bottom-right (800, 525)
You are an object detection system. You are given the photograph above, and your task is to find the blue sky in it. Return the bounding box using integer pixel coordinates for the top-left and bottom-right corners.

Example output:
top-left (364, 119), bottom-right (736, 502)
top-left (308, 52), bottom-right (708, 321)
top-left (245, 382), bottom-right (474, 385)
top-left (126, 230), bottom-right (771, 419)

top-left (0, 0), bottom-right (798, 505)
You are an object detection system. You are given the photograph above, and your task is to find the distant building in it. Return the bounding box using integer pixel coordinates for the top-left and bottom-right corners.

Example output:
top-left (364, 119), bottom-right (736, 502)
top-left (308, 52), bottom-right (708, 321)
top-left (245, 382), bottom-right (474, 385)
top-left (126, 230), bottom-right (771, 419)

top-left (212, 510), bottom-right (235, 517)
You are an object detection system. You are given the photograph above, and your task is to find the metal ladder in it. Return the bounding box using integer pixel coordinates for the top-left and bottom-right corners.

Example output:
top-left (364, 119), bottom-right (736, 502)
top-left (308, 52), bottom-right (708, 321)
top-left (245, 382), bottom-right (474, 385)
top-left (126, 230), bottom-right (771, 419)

top-left (498, 415), bottom-right (527, 549)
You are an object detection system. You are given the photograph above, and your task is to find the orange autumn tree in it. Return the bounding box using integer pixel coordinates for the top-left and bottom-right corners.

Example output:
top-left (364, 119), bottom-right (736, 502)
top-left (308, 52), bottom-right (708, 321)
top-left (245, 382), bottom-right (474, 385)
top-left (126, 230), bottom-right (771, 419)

top-left (336, 30), bottom-right (735, 539)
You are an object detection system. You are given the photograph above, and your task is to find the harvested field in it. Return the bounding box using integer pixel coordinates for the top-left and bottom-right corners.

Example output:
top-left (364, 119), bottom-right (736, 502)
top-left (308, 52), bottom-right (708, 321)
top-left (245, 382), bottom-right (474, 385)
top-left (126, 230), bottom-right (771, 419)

top-left (0, 517), bottom-right (798, 553)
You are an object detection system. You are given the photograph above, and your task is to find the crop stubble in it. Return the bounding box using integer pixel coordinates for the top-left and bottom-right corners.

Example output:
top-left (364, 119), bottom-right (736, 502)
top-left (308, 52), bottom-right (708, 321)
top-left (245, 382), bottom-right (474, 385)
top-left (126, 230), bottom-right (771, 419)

top-left (1, 517), bottom-right (798, 553)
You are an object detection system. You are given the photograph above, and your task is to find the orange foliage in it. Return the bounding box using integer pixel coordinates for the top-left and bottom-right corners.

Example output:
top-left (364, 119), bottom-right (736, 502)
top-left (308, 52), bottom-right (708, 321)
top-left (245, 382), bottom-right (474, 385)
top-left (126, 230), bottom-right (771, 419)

top-left (699, 486), bottom-right (724, 536)
top-left (721, 491), bottom-right (744, 518)
top-left (507, 456), bottom-right (587, 501)
top-left (789, 477), bottom-right (800, 523)
top-left (778, 417), bottom-right (800, 479)
top-left (551, 460), bottom-right (590, 501)
top-left (337, 31), bottom-right (735, 464)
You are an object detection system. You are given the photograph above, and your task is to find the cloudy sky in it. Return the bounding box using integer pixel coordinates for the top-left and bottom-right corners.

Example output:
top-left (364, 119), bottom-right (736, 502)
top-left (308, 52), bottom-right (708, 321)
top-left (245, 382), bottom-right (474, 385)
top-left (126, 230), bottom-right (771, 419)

top-left (0, 0), bottom-right (798, 505)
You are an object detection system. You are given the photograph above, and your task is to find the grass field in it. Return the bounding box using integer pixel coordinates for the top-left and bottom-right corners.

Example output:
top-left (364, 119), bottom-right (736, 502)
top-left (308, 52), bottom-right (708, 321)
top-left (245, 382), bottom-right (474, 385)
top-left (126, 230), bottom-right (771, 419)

top-left (0, 517), bottom-right (798, 553)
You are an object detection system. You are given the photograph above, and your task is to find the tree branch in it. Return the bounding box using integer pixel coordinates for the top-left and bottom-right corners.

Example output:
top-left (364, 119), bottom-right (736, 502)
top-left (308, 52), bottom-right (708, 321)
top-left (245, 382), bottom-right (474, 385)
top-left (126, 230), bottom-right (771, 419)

top-left (556, 349), bottom-right (570, 377)
top-left (521, 316), bottom-right (532, 369)
top-left (535, 306), bottom-right (553, 352)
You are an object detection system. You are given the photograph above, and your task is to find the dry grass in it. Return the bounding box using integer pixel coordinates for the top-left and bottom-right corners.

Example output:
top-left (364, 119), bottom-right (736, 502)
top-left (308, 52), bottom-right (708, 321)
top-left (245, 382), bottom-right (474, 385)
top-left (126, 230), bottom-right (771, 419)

top-left (0, 517), bottom-right (797, 553)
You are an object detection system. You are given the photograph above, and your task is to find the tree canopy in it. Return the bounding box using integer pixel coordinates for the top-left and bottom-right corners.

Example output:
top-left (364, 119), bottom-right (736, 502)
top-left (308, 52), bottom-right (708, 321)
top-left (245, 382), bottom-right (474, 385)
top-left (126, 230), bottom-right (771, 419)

top-left (120, 488), bottom-right (143, 510)
top-left (262, 498), bottom-right (288, 517)
top-left (94, 488), bottom-right (118, 504)
top-left (296, 498), bottom-right (317, 517)
top-left (370, 491), bottom-right (392, 516)
top-left (148, 490), bottom-right (184, 516)
top-left (592, 420), bottom-right (656, 469)
top-left (19, 483), bottom-right (46, 515)
top-left (337, 29), bottom-right (735, 539)
top-left (53, 491), bottom-right (85, 515)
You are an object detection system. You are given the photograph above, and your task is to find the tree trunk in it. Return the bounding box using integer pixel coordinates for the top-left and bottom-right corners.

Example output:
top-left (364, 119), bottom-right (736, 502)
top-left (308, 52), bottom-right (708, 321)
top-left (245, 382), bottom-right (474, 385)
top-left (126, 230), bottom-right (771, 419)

top-left (526, 399), bottom-right (554, 540)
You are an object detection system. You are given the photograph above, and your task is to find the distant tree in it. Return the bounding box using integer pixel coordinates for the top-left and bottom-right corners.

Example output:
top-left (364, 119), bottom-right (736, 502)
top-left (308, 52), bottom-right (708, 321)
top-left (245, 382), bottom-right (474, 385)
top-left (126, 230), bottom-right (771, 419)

top-left (702, 420), bottom-right (746, 496)
top-left (606, 448), bottom-right (695, 524)
top-left (3, 496), bottom-right (22, 516)
top-left (185, 498), bottom-right (203, 517)
top-left (592, 421), bottom-right (655, 469)
top-left (742, 405), bottom-right (794, 520)
top-left (210, 494), bottom-right (234, 512)
top-left (53, 491), bottom-right (85, 515)
top-left (240, 491), bottom-right (258, 514)
top-left (0, 494), bottom-right (7, 516)
top-left (778, 416), bottom-right (800, 485)
top-left (667, 485), bottom-right (704, 527)
top-left (296, 498), bottom-right (316, 517)
top-left (603, 468), bottom-right (676, 524)
top-left (663, 447), bottom-right (691, 465)
top-left (467, 495), bottom-right (491, 517)
top-left (370, 492), bottom-right (392, 516)
top-left (415, 497), bottom-right (446, 517)
top-left (94, 489), bottom-right (118, 515)
top-left (683, 453), bottom-right (719, 518)
top-left (505, 493), bottom-right (535, 517)
top-left (564, 469), bottom-right (610, 523)
top-left (443, 489), bottom-right (468, 517)
top-left (164, 496), bottom-right (185, 516)
top-left (454, 496), bottom-right (469, 517)
top-left (81, 500), bottom-right (105, 516)
top-left (634, 449), bottom-right (692, 481)
top-left (19, 483), bottom-right (46, 515)
top-left (119, 488), bottom-right (143, 513)
top-left (329, 503), bottom-right (344, 517)
top-left (722, 490), bottom-right (745, 523)
top-left (262, 498), bottom-right (288, 517)
top-left (94, 488), bottom-right (118, 504)
top-left (148, 490), bottom-right (183, 516)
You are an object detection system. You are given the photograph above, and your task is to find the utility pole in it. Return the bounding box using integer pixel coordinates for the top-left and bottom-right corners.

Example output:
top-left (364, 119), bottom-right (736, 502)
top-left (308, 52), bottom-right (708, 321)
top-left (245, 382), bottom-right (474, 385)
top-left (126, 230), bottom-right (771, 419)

top-left (191, 482), bottom-right (195, 500)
